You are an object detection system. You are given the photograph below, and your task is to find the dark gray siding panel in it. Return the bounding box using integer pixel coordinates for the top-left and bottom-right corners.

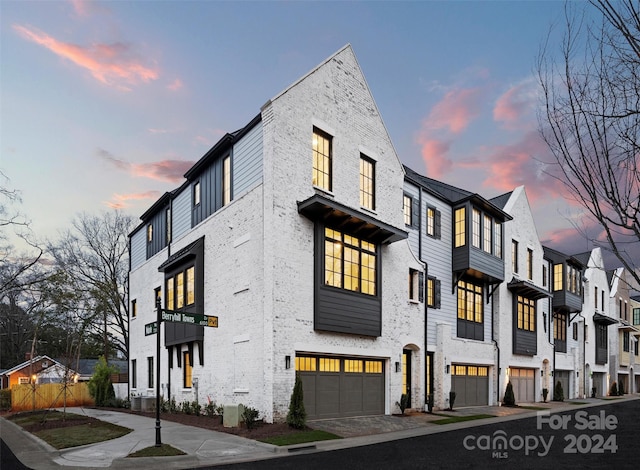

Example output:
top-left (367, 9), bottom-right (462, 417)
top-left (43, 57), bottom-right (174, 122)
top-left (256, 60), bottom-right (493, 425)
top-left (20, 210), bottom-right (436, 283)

top-left (164, 323), bottom-right (204, 345)
top-left (552, 290), bottom-right (582, 312)
top-left (233, 121), bottom-right (263, 197)
top-left (146, 209), bottom-right (167, 259)
top-left (315, 288), bottom-right (381, 336)
top-left (453, 246), bottom-right (504, 282)
top-left (514, 329), bottom-right (537, 355)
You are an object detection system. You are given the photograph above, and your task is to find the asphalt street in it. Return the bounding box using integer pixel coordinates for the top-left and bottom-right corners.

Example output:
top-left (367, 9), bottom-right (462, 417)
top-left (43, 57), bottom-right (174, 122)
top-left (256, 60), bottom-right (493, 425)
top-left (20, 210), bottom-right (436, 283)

top-left (210, 399), bottom-right (639, 470)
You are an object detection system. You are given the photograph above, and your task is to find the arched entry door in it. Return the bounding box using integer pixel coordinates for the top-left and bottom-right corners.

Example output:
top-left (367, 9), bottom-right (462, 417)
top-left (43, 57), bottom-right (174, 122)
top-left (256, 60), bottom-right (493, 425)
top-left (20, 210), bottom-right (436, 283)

top-left (402, 349), bottom-right (412, 407)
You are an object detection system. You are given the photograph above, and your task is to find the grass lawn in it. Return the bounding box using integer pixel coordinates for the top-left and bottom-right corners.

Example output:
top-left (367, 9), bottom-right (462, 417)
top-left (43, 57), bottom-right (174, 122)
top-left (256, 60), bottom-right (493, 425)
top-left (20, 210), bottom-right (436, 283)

top-left (432, 414), bottom-right (495, 425)
top-left (8, 411), bottom-right (131, 450)
top-left (259, 429), bottom-right (342, 446)
top-left (128, 444), bottom-right (186, 457)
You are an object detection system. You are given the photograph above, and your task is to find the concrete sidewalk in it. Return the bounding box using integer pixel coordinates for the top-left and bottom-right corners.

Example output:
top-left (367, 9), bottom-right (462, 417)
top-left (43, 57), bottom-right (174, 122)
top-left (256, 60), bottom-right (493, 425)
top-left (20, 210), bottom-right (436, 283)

top-left (2, 397), bottom-right (637, 469)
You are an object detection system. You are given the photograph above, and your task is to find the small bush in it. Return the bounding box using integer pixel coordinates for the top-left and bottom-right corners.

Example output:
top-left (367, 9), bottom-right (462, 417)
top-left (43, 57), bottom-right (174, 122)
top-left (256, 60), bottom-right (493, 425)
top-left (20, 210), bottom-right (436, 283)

top-left (286, 373), bottom-right (306, 429)
top-left (181, 401), bottom-right (192, 415)
top-left (169, 397), bottom-right (178, 413)
top-left (204, 399), bottom-right (217, 417)
top-left (87, 356), bottom-right (117, 407)
top-left (191, 400), bottom-right (201, 416)
top-left (553, 380), bottom-right (564, 401)
top-left (448, 391), bottom-right (457, 410)
top-left (396, 393), bottom-right (409, 414)
top-left (503, 382), bottom-right (516, 406)
top-left (609, 381), bottom-right (618, 396)
top-left (0, 389), bottom-right (11, 410)
top-left (241, 406), bottom-right (260, 430)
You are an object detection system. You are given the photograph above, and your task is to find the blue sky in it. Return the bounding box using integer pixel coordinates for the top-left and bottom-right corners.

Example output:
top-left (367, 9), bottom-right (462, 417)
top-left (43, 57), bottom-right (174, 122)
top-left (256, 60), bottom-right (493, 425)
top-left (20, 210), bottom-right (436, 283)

top-left (1, 1), bottom-right (608, 260)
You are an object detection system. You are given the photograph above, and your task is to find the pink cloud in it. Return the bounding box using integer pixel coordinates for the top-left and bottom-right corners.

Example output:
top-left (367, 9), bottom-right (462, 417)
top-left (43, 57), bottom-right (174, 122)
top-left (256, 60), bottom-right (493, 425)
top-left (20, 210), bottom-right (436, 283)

top-left (106, 191), bottom-right (161, 209)
top-left (418, 138), bottom-right (453, 178)
top-left (479, 130), bottom-right (566, 203)
top-left (167, 78), bottom-right (183, 91)
top-left (99, 149), bottom-right (194, 183)
top-left (13, 24), bottom-right (158, 89)
top-left (423, 87), bottom-right (484, 134)
top-left (493, 81), bottom-right (536, 130)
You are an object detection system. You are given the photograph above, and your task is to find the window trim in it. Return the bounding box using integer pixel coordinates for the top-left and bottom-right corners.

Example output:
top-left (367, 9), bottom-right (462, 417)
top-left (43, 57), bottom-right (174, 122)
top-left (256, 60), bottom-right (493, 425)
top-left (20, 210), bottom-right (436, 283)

top-left (312, 127), bottom-right (332, 191)
top-left (359, 155), bottom-right (375, 211)
top-left (454, 207), bottom-right (466, 248)
top-left (324, 227), bottom-right (377, 296)
top-left (517, 295), bottom-right (536, 332)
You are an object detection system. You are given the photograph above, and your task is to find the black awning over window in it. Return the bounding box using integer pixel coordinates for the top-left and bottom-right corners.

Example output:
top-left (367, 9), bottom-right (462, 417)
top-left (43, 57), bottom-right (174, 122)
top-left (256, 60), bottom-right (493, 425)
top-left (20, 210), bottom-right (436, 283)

top-left (507, 278), bottom-right (552, 301)
top-left (593, 312), bottom-right (618, 326)
top-left (297, 194), bottom-right (407, 244)
top-left (158, 236), bottom-right (204, 272)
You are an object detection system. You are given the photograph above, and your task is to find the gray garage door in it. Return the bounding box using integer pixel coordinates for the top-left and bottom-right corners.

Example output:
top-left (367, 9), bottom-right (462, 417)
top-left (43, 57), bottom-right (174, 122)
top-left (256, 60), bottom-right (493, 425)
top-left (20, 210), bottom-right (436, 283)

top-left (510, 368), bottom-right (535, 403)
top-left (451, 365), bottom-right (489, 406)
top-left (555, 370), bottom-right (570, 400)
top-left (296, 355), bottom-right (385, 419)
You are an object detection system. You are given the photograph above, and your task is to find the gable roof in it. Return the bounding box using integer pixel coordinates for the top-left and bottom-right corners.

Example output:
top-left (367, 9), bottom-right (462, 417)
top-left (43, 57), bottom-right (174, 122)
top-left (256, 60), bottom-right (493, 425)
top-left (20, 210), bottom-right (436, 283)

top-left (1, 355), bottom-right (62, 376)
top-left (403, 165), bottom-right (512, 222)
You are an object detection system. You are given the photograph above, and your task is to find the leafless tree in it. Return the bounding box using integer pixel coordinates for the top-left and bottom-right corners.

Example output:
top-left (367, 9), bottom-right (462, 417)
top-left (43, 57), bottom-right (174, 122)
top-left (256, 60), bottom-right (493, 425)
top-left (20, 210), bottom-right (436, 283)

top-left (47, 211), bottom-right (135, 360)
top-left (537, 0), bottom-right (640, 285)
top-left (0, 171), bottom-right (44, 298)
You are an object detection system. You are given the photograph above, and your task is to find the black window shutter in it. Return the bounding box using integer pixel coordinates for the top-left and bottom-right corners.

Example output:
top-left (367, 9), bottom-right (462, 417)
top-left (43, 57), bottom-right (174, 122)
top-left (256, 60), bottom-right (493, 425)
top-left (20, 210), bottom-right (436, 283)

top-left (435, 279), bottom-right (441, 309)
top-left (176, 347), bottom-right (182, 367)
top-left (418, 271), bottom-right (425, 303)
top-left (412, 197), bottom-right (419, 229)
top-left (435, 209), bottom-right (442, 239)
top-left (168, 346), bottom-right (174, 369)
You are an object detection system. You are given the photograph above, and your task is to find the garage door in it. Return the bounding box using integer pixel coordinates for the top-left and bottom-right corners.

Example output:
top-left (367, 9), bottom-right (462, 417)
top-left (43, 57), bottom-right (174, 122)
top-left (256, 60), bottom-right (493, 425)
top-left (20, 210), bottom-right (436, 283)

top-left (451, 365), bottom-right (489, 406)
top-left (296, 355), bottom-right (385, 419)
top-left (510, 368), bottom-right (535, 403)
top-left (555, 370), bottom-right (570, 400)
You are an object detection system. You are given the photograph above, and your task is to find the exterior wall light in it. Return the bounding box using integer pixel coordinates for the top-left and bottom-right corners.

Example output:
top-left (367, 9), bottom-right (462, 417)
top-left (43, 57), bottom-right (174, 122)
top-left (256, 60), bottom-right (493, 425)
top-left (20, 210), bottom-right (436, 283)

top-left (285, 356), bottom-right (291, 369)
top-left (395, 362), bottom-right (400, 373)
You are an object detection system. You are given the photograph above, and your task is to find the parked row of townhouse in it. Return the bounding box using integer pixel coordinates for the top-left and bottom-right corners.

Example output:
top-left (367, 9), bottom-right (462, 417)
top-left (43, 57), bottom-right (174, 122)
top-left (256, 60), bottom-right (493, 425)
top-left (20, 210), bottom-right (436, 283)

top-left (128, 45), bottom-right (639, 422)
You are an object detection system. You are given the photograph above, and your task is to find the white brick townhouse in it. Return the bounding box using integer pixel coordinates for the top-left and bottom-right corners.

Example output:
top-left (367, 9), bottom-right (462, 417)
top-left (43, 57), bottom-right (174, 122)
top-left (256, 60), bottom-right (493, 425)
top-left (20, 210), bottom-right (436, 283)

top-left (128, 45), bottom-right (424, 422)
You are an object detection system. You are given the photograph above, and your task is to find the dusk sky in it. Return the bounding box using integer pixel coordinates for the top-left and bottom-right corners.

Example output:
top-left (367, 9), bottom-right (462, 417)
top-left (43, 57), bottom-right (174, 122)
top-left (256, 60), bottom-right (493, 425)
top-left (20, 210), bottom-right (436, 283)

top-left (0, 1), bottom-right (615, 264)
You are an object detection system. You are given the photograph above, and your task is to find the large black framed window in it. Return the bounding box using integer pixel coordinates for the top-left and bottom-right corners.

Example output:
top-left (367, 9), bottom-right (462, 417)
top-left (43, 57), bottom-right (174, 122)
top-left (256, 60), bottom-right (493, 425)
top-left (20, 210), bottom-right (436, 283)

top-left (457, 279), bottom-right (483, 341)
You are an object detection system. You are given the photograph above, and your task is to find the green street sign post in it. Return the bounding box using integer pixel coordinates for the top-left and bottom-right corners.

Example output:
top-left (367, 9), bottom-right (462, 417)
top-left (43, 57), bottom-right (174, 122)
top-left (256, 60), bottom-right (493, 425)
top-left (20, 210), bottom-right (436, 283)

top-left (151, 299), bottom-right (218, 447)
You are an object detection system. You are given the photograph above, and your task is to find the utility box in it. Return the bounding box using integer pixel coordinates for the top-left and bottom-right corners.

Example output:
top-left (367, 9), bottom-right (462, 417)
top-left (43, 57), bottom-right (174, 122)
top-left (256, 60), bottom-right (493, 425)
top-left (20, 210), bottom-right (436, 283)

top-left (141, 397), bottom-right (156, 412)
top-left (223, 404), bottom-right (244, 428)
top-left (131, 396), bottom-right (142, 411)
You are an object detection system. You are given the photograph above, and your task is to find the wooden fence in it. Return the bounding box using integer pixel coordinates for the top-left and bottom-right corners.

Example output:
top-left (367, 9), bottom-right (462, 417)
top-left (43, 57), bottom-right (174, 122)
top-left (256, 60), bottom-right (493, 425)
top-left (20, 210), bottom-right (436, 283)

top-left (10, 383), bottom-right (94, 412)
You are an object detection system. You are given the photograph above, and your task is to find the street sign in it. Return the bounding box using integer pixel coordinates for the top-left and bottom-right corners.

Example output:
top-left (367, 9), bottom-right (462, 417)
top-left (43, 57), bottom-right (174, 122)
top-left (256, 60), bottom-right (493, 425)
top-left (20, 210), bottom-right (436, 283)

top-left (145, 322), bottom-right (157, 336)
top-left (161, 309), bottom-right (218, 328)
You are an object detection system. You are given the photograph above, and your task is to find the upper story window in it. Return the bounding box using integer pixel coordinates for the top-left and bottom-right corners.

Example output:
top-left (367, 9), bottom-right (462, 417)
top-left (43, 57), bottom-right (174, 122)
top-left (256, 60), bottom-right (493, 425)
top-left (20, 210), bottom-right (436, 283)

top-left (601, 291), bottom-right (606, 312)
top-left (512, 240), bottom-right (519, 273)
top-left (454, 207), bottom-right (466, 248)
top-left (457, 279), bottom-right (483, 340)
top-left (494, 223), bottom-right (502, 258)
top-left (517, 295), bottom-right (536, 332)
top-left (566, 265), bottom-right (581, 295)
top-left (527, 248), bottom-right (533, 280)
top-left (472, 209), bottom-right (481, 248)
top-left (623, 331), bottom-right (630, 352)
top-left (147, 224), bottom-right (153, 243)
top-left (131, 299), bottom-right (137, 318)
top-left (403, 195), bottom-right (413, 226)
top-left (426, 206), bottom-right (441, 239)
top-left (554, 311), bottom-right (566, 342)
top-left (553, 263), bottom-right (563, 291)
top-left (483, 214), bottom-right (492, 253)
top-left (427, 276), bottom-right (441, 308)
top-left (223, 155), bottom-right (231, 206)
top-left (359, 156), bottom-right (375, 210)
top-left (624, 301), bottom-right (628, 321)
top-left (594, 286), bottom-right (599, 309)
top-left (312, 128), bottom-right (332, 191)
top-left (166, 265), bottom-right (196, 310)
top-left (409, 269), bottom-right (422, 302)
top-left (166, 208), bottom-right (172, 244)
top-left (633, 308), bottom-right (640, 325)
top-left (193, 181), bottom-right (201, 206)
top-left (542, 265), bottom-right (548, 288)
top-left (324, 227), bottom-right (376, 296)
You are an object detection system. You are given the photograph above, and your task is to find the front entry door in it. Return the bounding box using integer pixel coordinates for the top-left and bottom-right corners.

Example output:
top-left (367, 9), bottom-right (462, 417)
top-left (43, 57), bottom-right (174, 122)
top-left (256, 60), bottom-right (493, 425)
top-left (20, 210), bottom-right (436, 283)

top-left (402, 349), bottom-right (412, 407)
